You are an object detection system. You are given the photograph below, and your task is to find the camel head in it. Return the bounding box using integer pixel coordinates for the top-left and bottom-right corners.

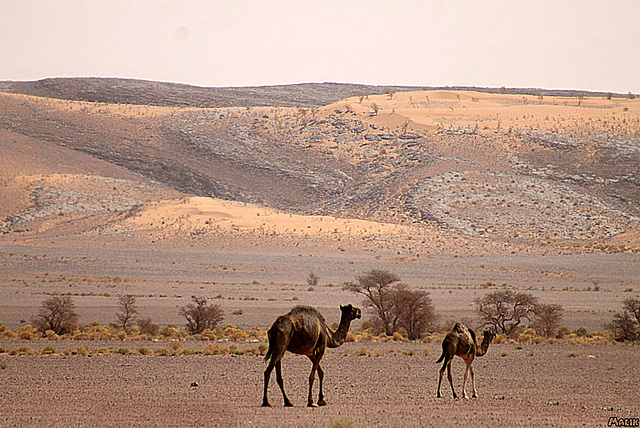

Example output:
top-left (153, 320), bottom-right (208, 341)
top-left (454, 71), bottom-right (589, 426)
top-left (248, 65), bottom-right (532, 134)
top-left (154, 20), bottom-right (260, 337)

top-left (340, 304), bottom-right (361, 321)
top-left (482, 329), bottom-right (496, 344)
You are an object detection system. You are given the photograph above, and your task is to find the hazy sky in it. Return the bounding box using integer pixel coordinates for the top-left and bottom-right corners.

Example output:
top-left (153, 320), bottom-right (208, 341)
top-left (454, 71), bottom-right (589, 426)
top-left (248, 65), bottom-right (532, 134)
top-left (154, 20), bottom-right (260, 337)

top-left (2, 1), bottom-right (639, 93)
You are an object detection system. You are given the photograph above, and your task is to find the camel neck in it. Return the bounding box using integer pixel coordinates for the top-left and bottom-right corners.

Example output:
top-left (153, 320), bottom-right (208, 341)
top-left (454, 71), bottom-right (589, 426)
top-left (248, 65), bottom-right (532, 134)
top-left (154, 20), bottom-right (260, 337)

top-left (327, 317), bottom-right (351, 348)
top-left (476, 335), bottom-right (491, 357)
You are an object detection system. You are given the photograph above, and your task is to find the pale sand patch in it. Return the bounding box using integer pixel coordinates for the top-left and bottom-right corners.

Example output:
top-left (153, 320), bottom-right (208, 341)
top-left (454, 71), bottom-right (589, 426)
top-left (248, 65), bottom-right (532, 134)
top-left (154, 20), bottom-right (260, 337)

top-left (129, 196), bottom-right (406, 240)
top-left (325, 90), bottom-right (640, 134)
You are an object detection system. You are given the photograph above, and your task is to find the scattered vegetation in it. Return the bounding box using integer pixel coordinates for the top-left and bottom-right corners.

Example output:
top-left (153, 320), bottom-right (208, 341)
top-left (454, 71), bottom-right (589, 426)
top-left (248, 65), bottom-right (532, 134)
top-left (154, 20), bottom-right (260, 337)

top-left (179, 296), bottom-right (224, 334)
top-left (475, 290), bottom-right (538, 336)
top-left (31, 295), bottom-right (79, 335)
top-left (116, 295), bottom-right (139, 330)
top-left (608, 296), bottom-right (640, 342)
top-left (344, 269), bottom-right (437, 339)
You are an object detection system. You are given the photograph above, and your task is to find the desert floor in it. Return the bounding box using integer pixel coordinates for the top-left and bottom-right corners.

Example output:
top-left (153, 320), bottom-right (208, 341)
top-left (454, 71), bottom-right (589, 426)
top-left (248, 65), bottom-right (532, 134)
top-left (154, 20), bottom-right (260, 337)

top-left (1, 341), bottom-right (639, 427)
top-left (1, 242), bottom-right (639, 427)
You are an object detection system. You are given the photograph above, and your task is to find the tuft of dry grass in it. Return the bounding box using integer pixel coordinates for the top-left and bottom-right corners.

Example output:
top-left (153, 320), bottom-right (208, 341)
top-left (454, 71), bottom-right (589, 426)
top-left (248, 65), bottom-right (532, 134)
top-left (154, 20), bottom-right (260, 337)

top-left (355, 347), bottom-right (371, 357)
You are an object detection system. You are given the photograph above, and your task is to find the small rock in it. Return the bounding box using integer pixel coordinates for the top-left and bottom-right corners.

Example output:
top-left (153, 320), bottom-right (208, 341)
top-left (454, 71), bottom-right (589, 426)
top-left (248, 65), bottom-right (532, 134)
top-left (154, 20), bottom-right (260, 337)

top-left (190, 382), bottom-right (199, 388)
top-left (493, 395), bottom-right (505, 400)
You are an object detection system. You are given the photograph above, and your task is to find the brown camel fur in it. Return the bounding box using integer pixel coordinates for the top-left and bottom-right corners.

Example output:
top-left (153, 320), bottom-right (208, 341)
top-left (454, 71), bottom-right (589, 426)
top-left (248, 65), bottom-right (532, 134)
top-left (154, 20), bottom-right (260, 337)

top-left (436, 322), bottom-right (496, 399)
top-left (262, 304), bottom-right (361, 407)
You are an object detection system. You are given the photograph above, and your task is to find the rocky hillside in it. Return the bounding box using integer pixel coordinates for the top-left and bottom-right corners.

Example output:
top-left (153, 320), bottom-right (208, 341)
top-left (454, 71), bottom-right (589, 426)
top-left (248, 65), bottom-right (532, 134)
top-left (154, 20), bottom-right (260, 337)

top-left (1, 78), bottom-right (639, 253)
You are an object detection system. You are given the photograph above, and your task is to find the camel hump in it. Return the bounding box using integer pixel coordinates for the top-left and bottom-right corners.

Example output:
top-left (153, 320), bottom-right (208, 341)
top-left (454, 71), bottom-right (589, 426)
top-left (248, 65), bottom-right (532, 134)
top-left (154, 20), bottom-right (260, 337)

top-left (288, 305), bottom-right (326, 323)
top-left (452, 322), bottom-right (467, 334)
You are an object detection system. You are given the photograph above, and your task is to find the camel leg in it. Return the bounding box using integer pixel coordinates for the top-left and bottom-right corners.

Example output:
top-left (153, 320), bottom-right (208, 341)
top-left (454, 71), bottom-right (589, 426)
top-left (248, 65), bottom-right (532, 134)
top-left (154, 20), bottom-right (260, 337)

top-left (469, 365), bottom-right (477, 398)
top-left (307, 358), bottom-right (320, 407)
top-left (437, 362), bottom-right (446, 398)
top-left (447, 362), bottom-right (458, 399)
top-left (275, 361), bottom-right (293, 407)
top-left (316, 364), bottom-right (326, 406)
top-left (462, 363), bottom-right (469, 399)
top-left (262, 357), bottom-right (277, 407)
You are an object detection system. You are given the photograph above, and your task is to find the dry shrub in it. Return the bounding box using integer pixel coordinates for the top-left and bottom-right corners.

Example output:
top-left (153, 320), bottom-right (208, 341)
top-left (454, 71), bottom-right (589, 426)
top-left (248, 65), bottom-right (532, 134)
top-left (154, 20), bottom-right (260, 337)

top-left (493, 334), bottom-right (508, 344)
top-left (138, 318), bottom-right (159, 336)
top-left (355, 347), bottom-right (371, 357)
top-left (518, 333), bottom-right (533, 344)
top-left (392, 332), bottom-right (405, 342)
top-left (10, 346), bottom-right (37, 356)
top-left (0, 327), bottom-right (18, 340)
top-left (45, 330), bottom-right (60, 340)
top-left (374, 349), bottom-right (393, 357)
top-left (137, 346), bottom-right (151, 355)
top-left (19, 330), bottom-right (34, 340)
top-left (155, 348), bottom-right (171, 356)
top-left (258, 343), bottom-right (268, 355)
top-left (231, 330), bottom-right (248, 341)
top-left (243, 346), bottom-right (259, 356)
top-left (346, 332), bottom-right (356, 342)
top-left (160, 325), bottom-right (183, 339)
top-left (72, 332), bottom-right (91, 340)
top-left (198, 329), bottom-right (217, 341)
top-left (249, 326), bottom-right (266, 341)
top-left (204, 343), bottom-right (229, 355)
top-left (77, 346), bottom-right (89, 356)
top-left (357, 333), bottom-right (375, 342)
top-left (41, 345), bottom-right (57, 355)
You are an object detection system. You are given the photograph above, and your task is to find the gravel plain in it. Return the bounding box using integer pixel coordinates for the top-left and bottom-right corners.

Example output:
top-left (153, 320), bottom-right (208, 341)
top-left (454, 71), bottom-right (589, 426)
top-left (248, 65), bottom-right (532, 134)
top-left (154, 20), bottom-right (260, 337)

top-left (1, 341), bottom-right (639, 427)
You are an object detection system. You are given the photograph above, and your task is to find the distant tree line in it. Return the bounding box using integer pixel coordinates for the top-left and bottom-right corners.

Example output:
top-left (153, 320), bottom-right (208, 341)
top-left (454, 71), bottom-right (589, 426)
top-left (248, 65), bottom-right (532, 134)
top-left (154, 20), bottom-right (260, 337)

top-left (27, 270), bottom-right (640, 342)
top-left (31, 294), bottom-right (224, 337)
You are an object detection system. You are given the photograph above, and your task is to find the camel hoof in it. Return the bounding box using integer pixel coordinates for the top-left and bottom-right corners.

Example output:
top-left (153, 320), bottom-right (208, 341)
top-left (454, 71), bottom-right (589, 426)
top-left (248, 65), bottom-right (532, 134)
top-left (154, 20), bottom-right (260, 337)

top-left (317, 400), bottom-right (327, 406)
top-left (261, 402), bottom-right (271, 407)
top-left (284, 402), bottom-right (294, 407)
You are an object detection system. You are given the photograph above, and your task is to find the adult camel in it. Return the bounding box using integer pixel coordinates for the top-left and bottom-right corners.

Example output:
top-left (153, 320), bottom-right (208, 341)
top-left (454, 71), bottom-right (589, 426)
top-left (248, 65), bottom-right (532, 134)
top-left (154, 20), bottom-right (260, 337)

top-left (262, 304), bottom-right (361, 407)
top-left (436, 322), bottom-right (496, 399)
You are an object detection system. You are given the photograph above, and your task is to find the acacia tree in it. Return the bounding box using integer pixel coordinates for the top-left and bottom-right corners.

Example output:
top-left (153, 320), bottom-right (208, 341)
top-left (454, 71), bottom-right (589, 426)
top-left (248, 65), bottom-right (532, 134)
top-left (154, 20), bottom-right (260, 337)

top-left (392, 284), bottom-right (437, 340)
top-left (531, 303), bottom-right (564, 338)
top-left (32, 295), bottom-right (79, 335)
top-left (116, 295), bottom-right (139, 330)
top-left (475, 290), bottom-right (538, 336)
top-left (344, 270), bottom-right (400, 336)
top-left (608, 296), bottom-right (640, 341)
top-left (179, 296), bottom-right (224, 335)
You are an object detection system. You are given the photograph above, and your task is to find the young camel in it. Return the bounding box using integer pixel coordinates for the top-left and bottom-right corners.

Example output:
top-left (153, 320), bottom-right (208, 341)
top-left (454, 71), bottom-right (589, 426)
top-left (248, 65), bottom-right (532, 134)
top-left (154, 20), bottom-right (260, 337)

top-left (436, 322), bottom-right (496, 399)
top-left (262, 304), bottom-right (361, 407)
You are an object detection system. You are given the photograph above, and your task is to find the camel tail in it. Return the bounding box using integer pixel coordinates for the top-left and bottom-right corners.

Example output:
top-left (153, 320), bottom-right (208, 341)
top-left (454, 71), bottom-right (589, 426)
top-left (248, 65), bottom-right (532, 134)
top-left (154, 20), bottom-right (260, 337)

top-left (435, 351), bottom-right (445, 364)
top-left (264, 325), bottom-right (276, 362)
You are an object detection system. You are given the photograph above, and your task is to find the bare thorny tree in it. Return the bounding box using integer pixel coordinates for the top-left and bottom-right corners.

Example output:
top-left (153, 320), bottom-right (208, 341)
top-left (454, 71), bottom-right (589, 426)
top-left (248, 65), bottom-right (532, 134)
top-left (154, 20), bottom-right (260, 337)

top-left (116, 295), bottom-right (139, 330)
top-left (344, 269), bottom-right (436, 339)
top-left (475, 290), bottom-right (564, 337)
top-left (31, 295), bottom-right (79, 335)
top-left (179, 296), bottom-right (225, 334)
